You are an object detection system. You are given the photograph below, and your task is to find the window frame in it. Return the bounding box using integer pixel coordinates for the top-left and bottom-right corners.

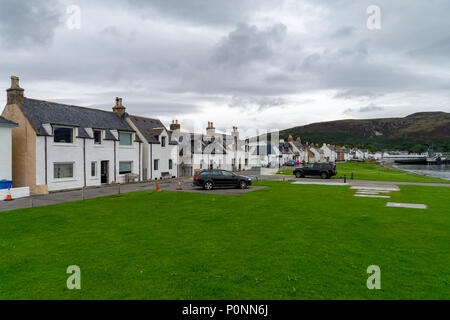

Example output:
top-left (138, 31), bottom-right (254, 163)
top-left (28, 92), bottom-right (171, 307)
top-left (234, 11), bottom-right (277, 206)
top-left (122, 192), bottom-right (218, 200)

top-left (119, 161), bottom-right (133, 175)
top-left (154, 159), bottom-right (159, 171)
top-left (119, 131), bottom-right (133, 146)
top-left (53, 126), bottom-right (75, 144)
top-left (161, 136), bottom-right (166, 147)
top-left (91, 161), bottom-right (97, 177)
top-left (53, 162), bottom-right (75, 180)
top-left (169, 159), bottom-right (173, 170)
top-left (93, 129), bottom-right (103, 145)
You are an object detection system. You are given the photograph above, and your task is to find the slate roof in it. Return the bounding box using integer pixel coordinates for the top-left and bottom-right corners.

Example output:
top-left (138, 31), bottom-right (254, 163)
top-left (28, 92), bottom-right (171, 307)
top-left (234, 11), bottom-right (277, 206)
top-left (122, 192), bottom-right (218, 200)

top-left (19, 98), bottom-right (134, 139)
top-left (0, 115), bottom-right (18, 127)
top-left (128, 115), bottom-right (175, 145)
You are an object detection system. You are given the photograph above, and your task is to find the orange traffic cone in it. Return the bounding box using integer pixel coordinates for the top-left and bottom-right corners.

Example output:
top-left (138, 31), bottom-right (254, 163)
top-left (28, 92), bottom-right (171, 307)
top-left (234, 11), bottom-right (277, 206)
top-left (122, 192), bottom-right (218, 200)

top-left (156, 181), bottom-right (161, 192)
top-left (177, 180), bottom-right (182, 191)
top-left (5, 187), bottom-right (13, 201)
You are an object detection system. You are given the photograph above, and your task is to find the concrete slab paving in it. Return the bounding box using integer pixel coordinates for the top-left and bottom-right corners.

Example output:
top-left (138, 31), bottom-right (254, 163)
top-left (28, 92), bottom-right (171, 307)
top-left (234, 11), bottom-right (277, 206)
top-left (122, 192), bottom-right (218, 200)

top-left (386, 202), bottom-right (427, 209)
top-left (291, 181), bottom-right (348, 186)
top-left (351, 186), bottom-right (400, 191)
top-left (354, 194), bottom-right (391, 198)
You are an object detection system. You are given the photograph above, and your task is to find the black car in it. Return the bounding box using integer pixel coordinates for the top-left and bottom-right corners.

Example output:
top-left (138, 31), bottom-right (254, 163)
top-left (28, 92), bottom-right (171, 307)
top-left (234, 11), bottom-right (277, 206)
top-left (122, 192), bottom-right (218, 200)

top-left (286, 160), bottom-right (297, 166)
top-left (193, 169), bottom-right (252, 190)
top-left (293, 162), bottom-right (337, 179)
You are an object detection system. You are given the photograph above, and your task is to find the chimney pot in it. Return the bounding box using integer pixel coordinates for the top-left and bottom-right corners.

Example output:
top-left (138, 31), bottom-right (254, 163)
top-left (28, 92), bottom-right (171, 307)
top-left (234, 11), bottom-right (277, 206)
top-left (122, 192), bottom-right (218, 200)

top-left (6, 75), bottom-right (24, 105)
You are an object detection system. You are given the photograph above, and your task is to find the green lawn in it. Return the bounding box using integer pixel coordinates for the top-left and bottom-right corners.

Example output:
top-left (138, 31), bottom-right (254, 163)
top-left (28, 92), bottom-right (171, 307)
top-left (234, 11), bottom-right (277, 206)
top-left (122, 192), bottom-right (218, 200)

top-left (1, 181), bottom-right (449, 299)
top-left (277, 162), bottom-right (450, 183)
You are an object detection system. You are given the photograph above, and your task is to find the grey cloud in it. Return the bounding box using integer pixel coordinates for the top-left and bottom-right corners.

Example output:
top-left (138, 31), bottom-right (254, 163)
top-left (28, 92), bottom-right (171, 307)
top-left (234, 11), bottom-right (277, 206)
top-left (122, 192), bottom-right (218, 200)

top-left (213, 23), bottom-right (287, 66)
top-left (126, 0), bottom-right (265, 26)
top-left (344, 104), bottom-right (384, 115)
top-left (0, 0), bottom-right (62, 48)
top-left (228, 95), bottom-right (286, 111)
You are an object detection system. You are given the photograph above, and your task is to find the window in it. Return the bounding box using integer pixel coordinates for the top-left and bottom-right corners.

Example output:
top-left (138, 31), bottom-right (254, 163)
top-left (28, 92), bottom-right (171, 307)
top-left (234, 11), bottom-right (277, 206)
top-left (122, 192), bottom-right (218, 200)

top-left (119, 161), bottom-right (132, 174)
top-left (54, 163), bottom-right (74, 179)
top-left (169, 159), bottom-right (173, 170)
top-left (154, 159), bottom-right (159, 171)
top-left (91, 161), bottom-right (97, 177)
top-left (119, 132), bottom-right (132, 146)
top-left (222, 171), bottom-right (234, 177)
top-left (245, 159), bottom-right (248, 166)
top-left (94, 130), bottom-right (102, 144)
top-left (161, 136), bottom-right (166, 147)
top-left (54, 126), bottom-right (73, 143)
top-left (211, 170), bottom-right (222, 176)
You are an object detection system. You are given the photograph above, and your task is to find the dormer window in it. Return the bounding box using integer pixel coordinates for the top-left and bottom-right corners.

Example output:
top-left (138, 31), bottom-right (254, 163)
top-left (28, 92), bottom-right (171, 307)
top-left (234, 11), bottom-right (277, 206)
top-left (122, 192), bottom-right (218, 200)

top-left (161, 136), bottom-right (166, 147)
top-left (119, 132), bottom-right (132, 146)
top-left (54, 126), bottom-right (74, 143)
top-left (94, 130), bottom-right (102, 145)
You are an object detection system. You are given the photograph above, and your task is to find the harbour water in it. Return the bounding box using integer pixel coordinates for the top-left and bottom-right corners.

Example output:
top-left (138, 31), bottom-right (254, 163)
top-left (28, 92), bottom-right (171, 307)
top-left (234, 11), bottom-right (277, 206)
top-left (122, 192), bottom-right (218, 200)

top-left (393, 164), bottom-right (450, 180)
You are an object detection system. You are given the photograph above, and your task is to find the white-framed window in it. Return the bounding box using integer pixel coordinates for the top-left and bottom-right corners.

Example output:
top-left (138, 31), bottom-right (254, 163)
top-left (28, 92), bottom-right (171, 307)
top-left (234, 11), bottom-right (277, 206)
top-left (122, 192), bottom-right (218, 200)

top-left (53, 126), bottom-right (74, 143)
top-left (54, 162), bottom-right (74, 179)
top-left (154, 159), bottom-right (159, 171)
top-left (93, 130), bottom-right (102, 145)
top-left (161, 136), bottom-right (166, 147)
top-left (119, 161), bottom-right (132, 174)
top-left (119, 132), bottom-right (132, 146)
top-left (169, 159), bottom-right (173, 170)
top-left (91, 161), bottom-right (97, 177)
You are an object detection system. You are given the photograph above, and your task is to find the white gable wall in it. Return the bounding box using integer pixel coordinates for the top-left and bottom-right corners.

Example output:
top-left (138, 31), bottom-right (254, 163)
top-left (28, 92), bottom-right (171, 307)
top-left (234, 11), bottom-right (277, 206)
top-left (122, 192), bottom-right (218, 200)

top-left (0, 127), bottom-right (13, 180)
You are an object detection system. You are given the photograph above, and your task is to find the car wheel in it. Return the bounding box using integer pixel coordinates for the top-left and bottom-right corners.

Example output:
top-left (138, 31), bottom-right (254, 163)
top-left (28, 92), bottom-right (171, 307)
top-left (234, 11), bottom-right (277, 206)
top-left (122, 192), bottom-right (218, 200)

top-left (239, 181), bottom-right (248, 189)
top-left (203, 181), bottom-right (213, 190)
top-left (295, 172), bottom-right (302, 178)
top-left (320, 172), bottom-right (328, 179)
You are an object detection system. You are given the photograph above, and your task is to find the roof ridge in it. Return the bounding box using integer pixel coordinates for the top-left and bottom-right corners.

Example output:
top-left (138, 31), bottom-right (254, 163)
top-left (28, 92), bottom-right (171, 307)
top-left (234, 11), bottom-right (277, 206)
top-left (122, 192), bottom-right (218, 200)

top-left (129, 114), bottom-right (161, 121)
top-left (24, 97), bottom-right (116, 115)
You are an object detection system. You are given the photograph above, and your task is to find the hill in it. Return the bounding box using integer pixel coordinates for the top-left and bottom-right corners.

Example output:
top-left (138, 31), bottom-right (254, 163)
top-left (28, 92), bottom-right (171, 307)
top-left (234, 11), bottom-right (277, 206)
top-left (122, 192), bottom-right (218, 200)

top-left (280, 112), bottom-right (450, 152)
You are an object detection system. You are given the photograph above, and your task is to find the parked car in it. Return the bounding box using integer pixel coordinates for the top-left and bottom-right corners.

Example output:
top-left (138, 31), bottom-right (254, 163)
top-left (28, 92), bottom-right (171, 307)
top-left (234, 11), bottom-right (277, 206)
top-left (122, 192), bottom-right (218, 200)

top-left (293, 162), bottom-right (337, 179)
top-left (193, 169), bottom-right (252, 190)
top-left (286, 160), bottom-right (297, 166)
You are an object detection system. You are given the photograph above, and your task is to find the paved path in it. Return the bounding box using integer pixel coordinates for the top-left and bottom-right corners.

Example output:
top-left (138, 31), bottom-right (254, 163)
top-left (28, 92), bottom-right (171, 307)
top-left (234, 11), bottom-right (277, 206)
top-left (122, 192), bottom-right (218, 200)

top-left (0, 178), bottom-right (265, 212)
top-left (1, 175), bottom-right (448, 213)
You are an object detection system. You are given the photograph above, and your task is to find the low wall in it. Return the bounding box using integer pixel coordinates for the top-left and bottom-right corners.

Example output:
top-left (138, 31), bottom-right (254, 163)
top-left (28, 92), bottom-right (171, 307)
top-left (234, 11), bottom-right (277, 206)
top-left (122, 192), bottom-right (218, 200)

top-left (0, 187), bottom-right (30, 200)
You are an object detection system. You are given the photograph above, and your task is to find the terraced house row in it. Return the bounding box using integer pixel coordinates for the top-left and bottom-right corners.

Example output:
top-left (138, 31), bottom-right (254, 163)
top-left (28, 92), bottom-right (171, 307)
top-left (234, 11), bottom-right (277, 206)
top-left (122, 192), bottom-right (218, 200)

top-left (0, 76), bottom-right (253, 194)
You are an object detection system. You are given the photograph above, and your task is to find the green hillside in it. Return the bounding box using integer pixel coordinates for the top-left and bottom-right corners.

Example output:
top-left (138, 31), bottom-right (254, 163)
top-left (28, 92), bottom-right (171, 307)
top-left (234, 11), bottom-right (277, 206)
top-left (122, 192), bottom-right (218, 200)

top-left (280, 112), bottom-right (450, 152)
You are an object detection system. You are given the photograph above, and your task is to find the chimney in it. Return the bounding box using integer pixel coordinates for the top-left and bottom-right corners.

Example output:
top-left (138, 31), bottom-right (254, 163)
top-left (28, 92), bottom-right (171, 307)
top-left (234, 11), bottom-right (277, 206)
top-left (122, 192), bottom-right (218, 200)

top-left (232, 126), bottom-right (239, 139)
top-left (170, 119), bottom-right (181, 132)
top-left (6, 76), bottom-right (24, 105)
top-left (112, 97), bottom-right (126, 117)
top-left (206, 121), bottom-right (215, 136)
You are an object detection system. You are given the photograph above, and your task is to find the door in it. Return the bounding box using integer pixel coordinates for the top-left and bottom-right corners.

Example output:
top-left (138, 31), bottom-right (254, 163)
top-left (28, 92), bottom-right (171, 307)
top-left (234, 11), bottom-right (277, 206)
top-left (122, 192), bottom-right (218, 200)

top-left (210, 170), bottom-right (225, 186)
top-left (221, 170), bottom-right (238, 186)
top-left (101, 161), bottom-right (109, 184)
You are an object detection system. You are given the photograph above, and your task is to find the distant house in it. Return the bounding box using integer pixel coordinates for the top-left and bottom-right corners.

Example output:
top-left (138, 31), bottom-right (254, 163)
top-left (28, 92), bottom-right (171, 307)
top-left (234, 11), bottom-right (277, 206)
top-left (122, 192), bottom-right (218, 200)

top-left (1, 76), bottom-right (142, 193)
top-left (289, 140), bottom-right (308, 163)
top-left (0, 115), bottom-right (18, 182)
top-left (321, 144), bottom-right (337, 162)
top-left (127, 115), bottom-right (178, 180)
top-left (176, 122), bottom-right (250, 175)
top-left (309, 146), bottom-right (325, 163)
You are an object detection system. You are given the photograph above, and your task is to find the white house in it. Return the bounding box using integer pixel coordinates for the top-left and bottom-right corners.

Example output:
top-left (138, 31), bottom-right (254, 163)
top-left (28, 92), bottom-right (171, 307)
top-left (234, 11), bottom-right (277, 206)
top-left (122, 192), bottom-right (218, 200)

top-left (308, 146), bottom-right (327, 163)
top-left (0, 115), bottom-right (18, 181)
top-left (289, 140), bottom-right (309, 164)
top-left (127, 115), bottom-right (178, 180)
top-left (321, 144), bottom-right (337, 162)
top-left (2, 77), bottom-right (142, 193)
top-left (175, 122), bottom-right (250, 176)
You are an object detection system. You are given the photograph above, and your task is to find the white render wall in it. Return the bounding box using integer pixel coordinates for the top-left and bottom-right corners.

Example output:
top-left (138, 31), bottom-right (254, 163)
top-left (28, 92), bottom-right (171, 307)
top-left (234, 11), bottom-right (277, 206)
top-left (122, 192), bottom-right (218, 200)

top-left (35, 129), bottom-right (141, 192)
top-left (0, 127), bottom-right (13, 181)
top-left (148, 130), bottom-right (178, 179)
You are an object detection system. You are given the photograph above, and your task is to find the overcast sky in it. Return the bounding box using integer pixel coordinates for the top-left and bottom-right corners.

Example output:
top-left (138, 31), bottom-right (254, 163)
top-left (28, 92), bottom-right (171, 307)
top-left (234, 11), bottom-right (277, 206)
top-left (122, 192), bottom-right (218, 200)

top-left (1, 0), bottom-right (449, 135)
